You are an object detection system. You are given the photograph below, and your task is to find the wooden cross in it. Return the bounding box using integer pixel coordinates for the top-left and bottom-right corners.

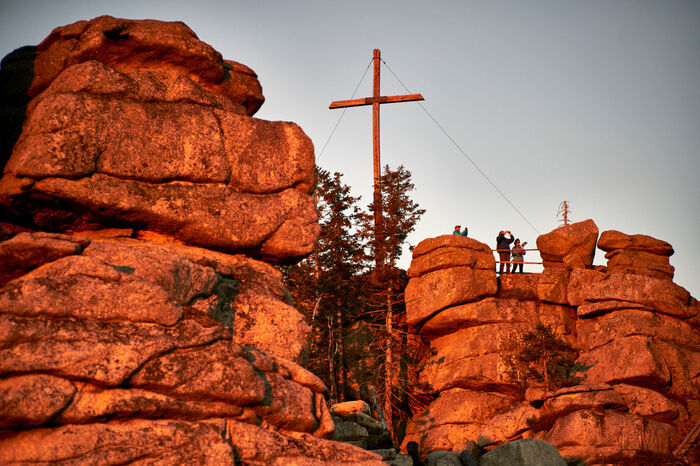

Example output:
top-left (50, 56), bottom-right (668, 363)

top-left (329, 49), bottom-right (424, 268)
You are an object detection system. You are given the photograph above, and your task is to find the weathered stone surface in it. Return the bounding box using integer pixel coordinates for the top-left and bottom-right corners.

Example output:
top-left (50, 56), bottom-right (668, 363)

top-left (314, 393), bottom-right (335, 438)
top-left (271, 354), bottom-right (328, 394)
top-left (415, 389), bottom-right (514, 432)
top-left (536, 267), bottom-right (570, 305)
top-left (0, 310), bottom-right (226, 386)
top-left (496, 273), bottom-right (539, 301)
top-left (565, 267), bottom-right (605, 307)
top-left (406, 266), bottom-right (497, 328)
top-left (0, 374), bottom-right (76, 428)
top-left (0, 231), bottom-right (88, 286)
top-left (232, 293), bottom-right (310, 363)
top-left (611, 384), bottom-right (679, 422)
top-left (536, 219), bottom-right (599, 268)
top-left (6, 174), bottom-right (319, 262)
top-left (577, 309), bottom-right (700, 351)
top-left (129, 339), bottom-right (265, 406)
top-left (0, 16), bottom-right (319, 262)
top-left (420, 298), bottom-right (538, 340)
top-left (403, 424), bottom-right (483, 455)
top-left (605, 248), bottom-right (675, 280)
top-left (545, 410), bottom-right (675, 464)
top-left (424, 450), bottom-right (464, 465)
top-left (542, 386), bottom-right (626, 420)
top-left (252, 372), bottom-right (317, 432)
top-left (574, 272), bottom-right (692, 318)
top-left (216, 110), bottom-right (314, 194)
top-left (331, 400), bottom-right (372, 418)
top-left (477, 403), bottom-right (540, 447)
top-left (537, 303), bottom-right (577, 340)
top-left (0, 255), bottom-right (183, 325)
top-left (226, 419), bottom-right (384, 465)
top-left (420, 349), bottom-right (515, 394)
top-left (332, 418), bottom-right (369, 441)
top-left (598, 230), bottom-right (674, 256)
top-left (82, 237), bottom-right (219, 305)
top-left (577, 336), bottom-right (671, 388)
top-left (576, 299), bottom-right (657, 318)
top-left (650, 339), bottom-right (700, 400)
top-left (355, 412), bottom-right (384, 431)
top-left (480, 439), bottom-right (566, 466)
top-left (411, 235), bottom-right (493, 261)
top-left (408, 235), bottom-right (495, 278)
top-left (59, 384), bottom-right (245, 424)
top-left (0, 419), bottom-right (236, 465)
top-left (30, 16), bottom-right (261, 112)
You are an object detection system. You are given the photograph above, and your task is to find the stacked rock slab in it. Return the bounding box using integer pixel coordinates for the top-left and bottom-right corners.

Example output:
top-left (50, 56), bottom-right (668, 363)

top-left (403, 220), bottom-right (699, 465)
top-left (0, 17), bottom-right (382, 465)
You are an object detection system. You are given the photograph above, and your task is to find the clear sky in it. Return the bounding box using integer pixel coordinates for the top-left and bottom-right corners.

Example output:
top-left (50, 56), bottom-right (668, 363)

top-left (1, 1), bottom-right (698, 295)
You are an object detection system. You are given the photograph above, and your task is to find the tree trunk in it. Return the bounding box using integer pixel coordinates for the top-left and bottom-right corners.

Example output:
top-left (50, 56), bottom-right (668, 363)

top-left (336, 298), bottom-right (346, 402)
top-left (328, 317), bottom-right (337, 403)
top-left (384, 285), bottom-right (394, 440)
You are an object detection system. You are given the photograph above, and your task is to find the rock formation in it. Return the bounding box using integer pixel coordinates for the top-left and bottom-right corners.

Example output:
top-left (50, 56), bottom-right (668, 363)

top-left (0, 16), bottom-right (382, 465)
top-left (403, 220), bottom-right (699, 465)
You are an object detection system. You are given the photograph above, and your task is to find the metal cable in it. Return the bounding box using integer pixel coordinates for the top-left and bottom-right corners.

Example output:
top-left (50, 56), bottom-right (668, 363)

top-left (381, 58), bottom-right (541, 235)
top-left (317, 58), bottom-right (373, 160)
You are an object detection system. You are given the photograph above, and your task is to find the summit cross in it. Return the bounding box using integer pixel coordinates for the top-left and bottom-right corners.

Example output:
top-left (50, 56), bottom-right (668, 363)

top-left (329, 49), bottom-right (424, 268)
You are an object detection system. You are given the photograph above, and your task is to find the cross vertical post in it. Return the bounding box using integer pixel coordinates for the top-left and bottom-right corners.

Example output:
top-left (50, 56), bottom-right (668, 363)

top-left (330, 49), bottom-right (424, 269)
top-left (372, 49), bottom-right (382, 260)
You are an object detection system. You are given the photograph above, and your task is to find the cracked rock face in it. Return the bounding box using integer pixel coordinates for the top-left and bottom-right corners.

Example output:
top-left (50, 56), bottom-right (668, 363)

top-left (0, 15), bottom-right (318, 263)
top-left (403, 231), bottom-right (699, 465)
top-left (0, 17), bottom-right (386, 465)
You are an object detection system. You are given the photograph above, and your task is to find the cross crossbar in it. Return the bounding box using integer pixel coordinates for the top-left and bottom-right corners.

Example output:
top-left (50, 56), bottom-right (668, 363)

top-left (329, 93), bottom-right (424, 109)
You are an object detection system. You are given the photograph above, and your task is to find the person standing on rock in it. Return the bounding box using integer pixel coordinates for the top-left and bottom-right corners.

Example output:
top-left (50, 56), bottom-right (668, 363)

top-left (496, 230), bottom-right (514, 274)
top-left (511, 238), bottom-right (527, 273)
top-left (453, 225), bottom-right (469, 236)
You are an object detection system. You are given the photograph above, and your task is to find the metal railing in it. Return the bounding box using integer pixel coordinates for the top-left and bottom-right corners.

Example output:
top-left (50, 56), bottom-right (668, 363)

top-left (492, 248), bottom-right (542, 266)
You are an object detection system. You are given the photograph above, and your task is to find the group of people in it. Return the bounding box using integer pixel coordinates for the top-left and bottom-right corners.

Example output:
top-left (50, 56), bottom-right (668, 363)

top-left (496, 230), bottom-right (527, 274)
top-left (451, 225), bottom-right (527, 274)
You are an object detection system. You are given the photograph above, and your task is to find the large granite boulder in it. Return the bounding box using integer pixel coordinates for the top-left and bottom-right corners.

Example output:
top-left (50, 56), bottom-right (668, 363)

top-left (402, 388), bottom-right (515, 453)
top-left (536, 219), bottom-right (599, 269)
top-left (480, 439), bottom-right (566, 466)
top-left (599, 230), bottom-right (675, 280)
top-left (0, 16), bottom-right (318, 263)
top-left (406, 236), bottom-right (497, 329)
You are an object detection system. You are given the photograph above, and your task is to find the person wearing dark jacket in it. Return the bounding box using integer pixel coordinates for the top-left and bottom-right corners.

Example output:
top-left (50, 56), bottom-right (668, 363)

top-left (496, 230), bottom-right (514, 274)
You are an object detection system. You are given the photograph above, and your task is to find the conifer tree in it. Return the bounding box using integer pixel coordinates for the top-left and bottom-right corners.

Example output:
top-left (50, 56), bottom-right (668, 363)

top-left (282, 165), bottom-right (365, 402)
top-left (357, 164), bottom-right (425, 442)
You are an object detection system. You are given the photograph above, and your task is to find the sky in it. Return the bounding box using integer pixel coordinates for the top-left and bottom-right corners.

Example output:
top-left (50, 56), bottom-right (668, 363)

top-left (1, 1), bottom-right (698, 295)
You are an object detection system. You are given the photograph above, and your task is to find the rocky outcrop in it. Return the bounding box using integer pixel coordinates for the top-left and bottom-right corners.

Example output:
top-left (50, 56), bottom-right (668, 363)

top-left (403, 224), bottom-right (699, 465)
top-left (0, 15), bottom-right (318, 263)
top-left (0, 17), bottom-right (380, 465)
top-left (0, 231), bottom-right (386, 464)
top-left (406, 236), bottom-right (497, 329)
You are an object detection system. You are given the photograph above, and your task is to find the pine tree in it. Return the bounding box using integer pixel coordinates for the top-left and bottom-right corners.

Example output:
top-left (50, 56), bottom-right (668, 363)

top-left (504, 323), bottom-right (588, 391)
top-left (282, 166), bottom-right (365, 402)
top-left (357, 164), bottom-right (425, 443)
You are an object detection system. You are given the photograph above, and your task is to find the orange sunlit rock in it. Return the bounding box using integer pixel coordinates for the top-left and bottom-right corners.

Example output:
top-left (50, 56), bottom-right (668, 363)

top-left (403, 229), bottom-right (698, 463)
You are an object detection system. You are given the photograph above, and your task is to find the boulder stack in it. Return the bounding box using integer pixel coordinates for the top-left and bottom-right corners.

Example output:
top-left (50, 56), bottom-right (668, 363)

top-left (598, 229), bottom-right (675, 279)
top-left (403, 221), bottom-right (699, 465)
top-left (0, 15), bottom-right (318, 264)
top-left (0, 16), bottom-right (382, 465)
